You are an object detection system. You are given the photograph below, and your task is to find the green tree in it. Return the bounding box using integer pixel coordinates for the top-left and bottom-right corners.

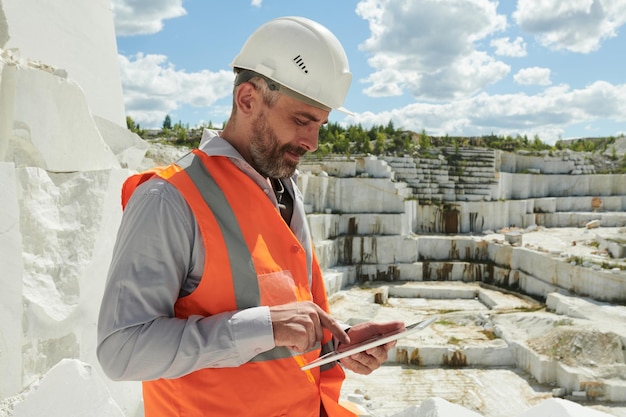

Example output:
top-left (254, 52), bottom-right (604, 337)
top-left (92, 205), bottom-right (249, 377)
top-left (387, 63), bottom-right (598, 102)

top-left (367, 125), bottom-right (379, 142)
top-left (333, 132), bottom-right (350, 155)
top-left (572, 140), bottom-right (585, 152)
top-left (584, 140), bottom-right (596, 152)
top-left (126, 115), bottom-right (137, 131)
top-left (353, 129), bottom-right (372, 154)
top-left (531, 135), bottom-right (543, 150)
top-left (373, 132), bottom-right (386, 155)
top-left (452, 137), bottom-right (459, 154)
top-left (315, 142), bottom-right (332, 157)
top-left (384, 120), bottom-right (396, 135)
top-left (162, 114), bottom-right (172, 130)
top-left (126, 116), bottom-right (145, 137)
top-left (418, 129), bottom-right (430, 151)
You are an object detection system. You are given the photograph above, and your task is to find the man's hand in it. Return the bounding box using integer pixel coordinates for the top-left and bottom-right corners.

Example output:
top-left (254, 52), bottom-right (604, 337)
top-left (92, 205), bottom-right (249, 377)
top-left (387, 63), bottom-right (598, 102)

top-left (339, 321), bottom-right (405, 375)
top-left (269, 301), bottom-right (350, 353)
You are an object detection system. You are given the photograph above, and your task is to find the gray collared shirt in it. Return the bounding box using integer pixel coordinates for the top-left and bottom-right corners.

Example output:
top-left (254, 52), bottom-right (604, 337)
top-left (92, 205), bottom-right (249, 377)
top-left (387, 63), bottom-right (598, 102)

top-left (97, 129), bottom-right (314, 381)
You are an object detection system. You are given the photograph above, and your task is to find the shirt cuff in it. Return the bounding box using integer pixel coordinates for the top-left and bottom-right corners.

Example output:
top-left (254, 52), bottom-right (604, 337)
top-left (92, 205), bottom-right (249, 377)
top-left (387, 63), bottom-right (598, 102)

top-left (230, 306), bottom-right (275, 362)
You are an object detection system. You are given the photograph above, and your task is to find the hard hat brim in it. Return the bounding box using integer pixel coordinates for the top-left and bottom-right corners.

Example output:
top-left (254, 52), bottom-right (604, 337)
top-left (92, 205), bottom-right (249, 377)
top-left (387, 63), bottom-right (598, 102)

top-left (234, 69), bottom-right (353, 115)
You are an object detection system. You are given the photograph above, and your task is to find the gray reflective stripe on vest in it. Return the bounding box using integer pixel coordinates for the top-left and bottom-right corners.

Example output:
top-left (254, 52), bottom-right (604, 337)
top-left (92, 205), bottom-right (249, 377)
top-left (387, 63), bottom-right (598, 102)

top-left (177, 152), bottom-right (294, 362)
top-left (178, 152), bottom-right (259, 309)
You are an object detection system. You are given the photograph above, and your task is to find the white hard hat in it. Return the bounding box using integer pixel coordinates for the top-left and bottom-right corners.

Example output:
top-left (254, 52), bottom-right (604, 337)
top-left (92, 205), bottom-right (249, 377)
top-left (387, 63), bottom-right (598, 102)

top-left (231, 16), bottom-right (353, 114)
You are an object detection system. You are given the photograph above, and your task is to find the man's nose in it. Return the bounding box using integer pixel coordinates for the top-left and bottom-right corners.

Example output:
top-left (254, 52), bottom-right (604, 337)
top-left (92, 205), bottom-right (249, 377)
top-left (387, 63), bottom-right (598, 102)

top-left (300, 125), bottom-right (320, 152)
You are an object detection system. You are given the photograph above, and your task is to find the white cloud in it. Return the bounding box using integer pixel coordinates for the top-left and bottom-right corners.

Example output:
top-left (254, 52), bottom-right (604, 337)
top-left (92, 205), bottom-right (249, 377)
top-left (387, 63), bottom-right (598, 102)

top-left (112, 0), bottom-right (187, 36)
top-left (514, 67), bottom-right (552, 86)
top-left (251, 0), bottom-right (263, 7)
top-left (356, 0), bottom-right (508, 100)
top-left (491, 36), bottom-right (527, 57)
top-left (513, 0), bottom-right (626, 53)
top-left (352, 0), bottom-right (626, 142)
top-left (119, 53), bottom-right (234, 127)
top-left (347, 81), bottom-right (626, 143)
top-left (361, 68), bottom-right (407, 97)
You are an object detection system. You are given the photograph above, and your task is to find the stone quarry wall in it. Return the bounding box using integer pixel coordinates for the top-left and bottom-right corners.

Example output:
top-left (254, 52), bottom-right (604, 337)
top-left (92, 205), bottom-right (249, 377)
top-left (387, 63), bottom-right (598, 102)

top-left (300, 155), bottom-right (626, 235)
top-left (0, 2), bottom-right (143, 413)
top-left (298, 155), bottom-right (626, 304)
top-left (0, 0), bottom-right (126, 127)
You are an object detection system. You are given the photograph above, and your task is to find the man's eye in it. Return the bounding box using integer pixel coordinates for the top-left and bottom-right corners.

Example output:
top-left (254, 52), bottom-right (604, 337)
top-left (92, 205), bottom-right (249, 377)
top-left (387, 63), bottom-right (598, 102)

top-left (295, 118), bottom-right (308, 126)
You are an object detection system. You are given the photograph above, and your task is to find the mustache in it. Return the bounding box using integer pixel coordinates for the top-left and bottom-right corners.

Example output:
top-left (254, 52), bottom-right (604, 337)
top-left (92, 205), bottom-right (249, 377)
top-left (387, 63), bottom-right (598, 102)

top-left (282, 144), bottom-right (308, 157)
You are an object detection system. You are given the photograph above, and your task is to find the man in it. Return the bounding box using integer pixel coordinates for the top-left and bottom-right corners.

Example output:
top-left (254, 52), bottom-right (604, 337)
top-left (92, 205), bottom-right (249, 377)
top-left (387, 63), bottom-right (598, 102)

top-left (97, 16), bottom-right (403, 416)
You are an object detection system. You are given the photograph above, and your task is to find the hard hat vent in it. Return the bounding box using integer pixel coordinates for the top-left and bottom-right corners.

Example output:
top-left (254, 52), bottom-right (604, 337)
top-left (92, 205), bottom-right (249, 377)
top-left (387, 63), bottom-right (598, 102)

top-left (292, 55), bottom-right (308, 74)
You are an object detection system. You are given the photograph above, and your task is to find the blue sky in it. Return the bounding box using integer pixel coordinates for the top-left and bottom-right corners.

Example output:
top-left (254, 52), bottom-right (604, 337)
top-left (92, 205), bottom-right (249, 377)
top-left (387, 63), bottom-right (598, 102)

top-left (113, 0), bottom-right (626, 144)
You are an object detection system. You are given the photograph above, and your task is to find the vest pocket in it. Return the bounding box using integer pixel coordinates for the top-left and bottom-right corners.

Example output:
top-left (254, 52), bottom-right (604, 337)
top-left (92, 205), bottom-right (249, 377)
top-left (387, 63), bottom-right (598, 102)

top-left (258, 270), bottom-right (299, 306)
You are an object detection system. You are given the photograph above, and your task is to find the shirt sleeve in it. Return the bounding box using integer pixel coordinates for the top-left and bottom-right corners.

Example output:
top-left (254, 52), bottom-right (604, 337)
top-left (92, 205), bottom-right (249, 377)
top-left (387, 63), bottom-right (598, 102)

top-left (96, 178), bottom-right (275, 381)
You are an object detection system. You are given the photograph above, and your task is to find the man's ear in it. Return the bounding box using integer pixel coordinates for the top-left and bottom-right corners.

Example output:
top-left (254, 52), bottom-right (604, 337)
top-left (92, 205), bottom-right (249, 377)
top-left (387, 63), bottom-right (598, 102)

top-left (234, 82), bottom-right (257, 117)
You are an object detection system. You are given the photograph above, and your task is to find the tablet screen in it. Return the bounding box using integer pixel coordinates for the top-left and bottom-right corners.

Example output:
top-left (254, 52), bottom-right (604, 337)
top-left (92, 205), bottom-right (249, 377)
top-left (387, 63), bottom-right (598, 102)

top-left (301, 316), bottom-right (437, 371)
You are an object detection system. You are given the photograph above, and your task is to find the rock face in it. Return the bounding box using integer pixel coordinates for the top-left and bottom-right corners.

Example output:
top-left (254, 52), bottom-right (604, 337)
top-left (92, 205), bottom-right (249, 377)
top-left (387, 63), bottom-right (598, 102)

top-left (1, 0), bottom-right (126, 127)
top-left (299, 155), bottom-right (625, 305)
top-left (0, 0), bottom-right (141, 413)
top-left (12, 359), bottom-right (126, 417)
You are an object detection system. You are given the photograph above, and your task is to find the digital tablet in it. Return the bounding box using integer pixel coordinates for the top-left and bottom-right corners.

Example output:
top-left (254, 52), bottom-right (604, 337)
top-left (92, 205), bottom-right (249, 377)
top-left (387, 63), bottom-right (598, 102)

top-left (301, 316), bottom-right (437, 371)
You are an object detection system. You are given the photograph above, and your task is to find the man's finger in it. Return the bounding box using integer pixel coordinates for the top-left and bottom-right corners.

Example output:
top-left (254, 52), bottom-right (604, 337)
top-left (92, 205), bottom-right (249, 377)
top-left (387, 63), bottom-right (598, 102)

top-left (317, 308), bottom-right (350, 345)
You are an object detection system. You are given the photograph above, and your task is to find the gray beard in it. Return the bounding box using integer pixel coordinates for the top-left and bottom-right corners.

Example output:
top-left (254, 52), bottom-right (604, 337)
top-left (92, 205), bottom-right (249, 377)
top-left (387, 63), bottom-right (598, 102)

top-left (249, 112), bottom-right (303, 178)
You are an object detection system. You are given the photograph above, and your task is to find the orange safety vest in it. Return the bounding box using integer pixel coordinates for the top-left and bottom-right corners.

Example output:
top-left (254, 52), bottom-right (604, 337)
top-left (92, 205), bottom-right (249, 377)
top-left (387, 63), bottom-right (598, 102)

top-left (122, 149), bottom-right (356, 417)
